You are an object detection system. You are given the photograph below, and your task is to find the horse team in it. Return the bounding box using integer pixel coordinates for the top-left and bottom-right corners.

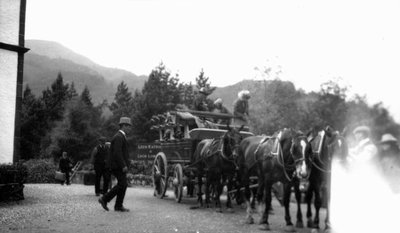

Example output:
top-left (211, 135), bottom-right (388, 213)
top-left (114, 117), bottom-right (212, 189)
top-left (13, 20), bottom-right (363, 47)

top-left (191, 125), bottom-right (348, 232)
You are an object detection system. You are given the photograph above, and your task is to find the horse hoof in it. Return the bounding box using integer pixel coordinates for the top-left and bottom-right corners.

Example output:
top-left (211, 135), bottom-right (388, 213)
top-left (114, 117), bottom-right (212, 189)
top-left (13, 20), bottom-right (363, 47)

top-left (296, 221), bottom-right (304, 228)
top-left (189, 206), bottom-right (200, 210)
top-left (259, 224), bottom-right (270, 231)
top-left (216, 208), bottom-right (222, 213)
top-left (245, 216), bottom-right (254, 224)
top-left (284, 225), bottom-right (296, 232)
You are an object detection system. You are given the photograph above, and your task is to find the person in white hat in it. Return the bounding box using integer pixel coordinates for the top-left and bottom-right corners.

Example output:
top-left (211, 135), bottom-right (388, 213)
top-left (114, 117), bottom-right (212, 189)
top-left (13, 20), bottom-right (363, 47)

top-left (212, 98), bottom-right (230, 124)
top-left (348, 125), bottom-right (378, 164)
top-left (379, 134), bottom-right (399, 159)
top-left (379, 134), bottom-right (400, 191)
top-left (99, 117), bottom-right (132, 212)
top-left (233, 90), bottom-right (251, 126)
top-left (193, 87), bottom-right (209, 111)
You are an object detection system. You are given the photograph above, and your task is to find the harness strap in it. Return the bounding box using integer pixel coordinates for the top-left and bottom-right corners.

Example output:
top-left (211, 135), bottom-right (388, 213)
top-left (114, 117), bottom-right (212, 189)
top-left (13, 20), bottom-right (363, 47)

top-left (311, 159), bottom-right (331, 173)
top-left (264, 132), bottom-right (295, 182)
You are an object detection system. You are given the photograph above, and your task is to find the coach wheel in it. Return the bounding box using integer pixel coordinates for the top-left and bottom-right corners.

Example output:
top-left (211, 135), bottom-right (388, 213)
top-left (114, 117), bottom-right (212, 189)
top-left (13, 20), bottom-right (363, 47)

top-left (173, 164), bottom-right (183, 203)
top-left (153, 152), bottom-right (168, 198)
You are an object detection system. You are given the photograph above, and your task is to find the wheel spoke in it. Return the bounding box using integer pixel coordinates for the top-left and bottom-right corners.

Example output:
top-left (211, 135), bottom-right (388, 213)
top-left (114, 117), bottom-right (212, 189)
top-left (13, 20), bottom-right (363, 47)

top-left (154, 165), bottom-right (160, 173)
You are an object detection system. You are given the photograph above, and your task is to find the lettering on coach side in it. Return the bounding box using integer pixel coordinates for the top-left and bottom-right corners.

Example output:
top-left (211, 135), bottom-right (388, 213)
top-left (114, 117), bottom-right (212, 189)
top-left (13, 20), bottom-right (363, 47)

top-left (135, 143), bottom-right (161, 161)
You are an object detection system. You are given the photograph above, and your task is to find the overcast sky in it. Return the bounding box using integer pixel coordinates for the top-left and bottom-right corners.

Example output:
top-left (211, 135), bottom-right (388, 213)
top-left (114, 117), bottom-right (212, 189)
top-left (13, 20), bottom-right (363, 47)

top-left (25, 0), bottom-right (400, 122)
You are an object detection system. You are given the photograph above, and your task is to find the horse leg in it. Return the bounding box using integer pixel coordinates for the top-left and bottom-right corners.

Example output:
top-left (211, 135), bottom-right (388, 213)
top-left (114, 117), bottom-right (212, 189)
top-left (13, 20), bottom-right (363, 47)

top-left (305, 179), bottom-right (314, 228)
top-left (313, 182), bottom-right (322, 229)
top-left (225, 175), bottom-right (234, 212)
top-left (259, 181), bottom-right (272, 231)
top-left (294, 179), bottom-right (304, 228)
top-left (243, 170), bottom-right (254, 224)
top-left (215, 173), bottom-right (223, 213)
top-left (205, 171), bottom-right (211, 208)
top-left (197, 171), bottom-right (204, 208)
top-left (255, 176), bottom-right (264, 210)
top-left (283, 182), bottom-right (295, 232)
top-left (324, 175), bottom-right (332, 231)
top-left (257, 176), bottom-right (267, 223)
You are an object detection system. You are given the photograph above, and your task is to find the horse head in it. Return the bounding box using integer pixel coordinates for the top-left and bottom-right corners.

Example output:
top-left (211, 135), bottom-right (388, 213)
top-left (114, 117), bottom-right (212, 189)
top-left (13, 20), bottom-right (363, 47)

top-left (280, 128), bottom-right (313, 179)
top-left (222, 124), bottom-right (245, 159)
top-left (308, 126), bottom-right (349, 172)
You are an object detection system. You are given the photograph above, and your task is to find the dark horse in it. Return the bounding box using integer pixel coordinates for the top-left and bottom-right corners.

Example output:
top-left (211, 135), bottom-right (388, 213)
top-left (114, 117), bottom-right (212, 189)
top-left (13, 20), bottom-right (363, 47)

top-left (305, 126), bottom-right (348, 231)
top-left (192, 125), bottom-right (244, 212)
top-left (236, 128), bottom-right (313, 231)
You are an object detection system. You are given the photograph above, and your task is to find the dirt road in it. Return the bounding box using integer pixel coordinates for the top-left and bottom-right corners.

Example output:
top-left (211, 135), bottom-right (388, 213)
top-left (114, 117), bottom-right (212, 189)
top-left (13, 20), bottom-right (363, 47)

top-left (0, 184), bottom-right (326, 233)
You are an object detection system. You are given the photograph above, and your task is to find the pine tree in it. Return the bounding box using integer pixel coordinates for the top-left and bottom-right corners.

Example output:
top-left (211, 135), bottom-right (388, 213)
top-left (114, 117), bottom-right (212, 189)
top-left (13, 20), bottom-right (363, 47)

top-left (179, 82), bottom-right (195, 109)
top-left (21, 85), bottom-right (47, 159)
top-left (41, 72), bottom-right (70, 122)
top-left (110, 81), bottom-right (133, 117)
top-left (195, 69), bottom-right (216, 94)
top-left (69, 81), bottom-right (78, 99)
top-left (132, 63), bottom-right (182, 141)
top-left (80, 85), bottom-right (93, 107)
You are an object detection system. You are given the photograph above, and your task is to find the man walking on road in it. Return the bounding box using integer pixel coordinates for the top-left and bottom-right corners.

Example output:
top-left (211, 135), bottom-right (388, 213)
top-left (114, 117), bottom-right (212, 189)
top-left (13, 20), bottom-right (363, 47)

top-left (99, 117), bottom-right (132, 212)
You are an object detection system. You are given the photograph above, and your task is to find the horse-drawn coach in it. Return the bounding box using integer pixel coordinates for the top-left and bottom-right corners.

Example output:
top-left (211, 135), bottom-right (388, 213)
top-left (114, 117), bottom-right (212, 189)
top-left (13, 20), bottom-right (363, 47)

top-left (139, 110), bottom-right (253, 203)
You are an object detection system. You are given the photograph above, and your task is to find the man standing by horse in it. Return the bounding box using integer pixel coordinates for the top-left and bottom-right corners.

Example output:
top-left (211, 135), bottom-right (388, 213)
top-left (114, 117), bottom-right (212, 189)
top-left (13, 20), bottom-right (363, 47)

top-left (348, 125), bottom-right (378, 165)
top-left (98, 117), bottom-right (132, 212)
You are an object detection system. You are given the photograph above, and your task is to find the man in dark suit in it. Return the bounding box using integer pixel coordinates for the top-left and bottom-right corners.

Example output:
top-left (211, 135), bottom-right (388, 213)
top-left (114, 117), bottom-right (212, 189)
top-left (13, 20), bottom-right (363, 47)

top-left (90, 136), bottom-right (110, 196)
top-left (99, 117), bottom-right (132, 212)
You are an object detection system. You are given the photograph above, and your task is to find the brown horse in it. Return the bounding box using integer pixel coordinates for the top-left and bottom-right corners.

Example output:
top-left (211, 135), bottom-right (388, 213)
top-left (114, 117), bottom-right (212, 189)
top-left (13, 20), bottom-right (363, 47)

top-left (306, 126), bottom-right (348, 231)
top-left (192, 125), bottom-right (244, 212)
top-left (236, 128), bottom-right (313, 231)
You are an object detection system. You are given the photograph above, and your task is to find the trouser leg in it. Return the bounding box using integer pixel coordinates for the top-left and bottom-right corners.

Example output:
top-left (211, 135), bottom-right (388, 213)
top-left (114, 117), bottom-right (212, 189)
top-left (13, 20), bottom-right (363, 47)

top-left (95, 167), bottom-right (102, 194)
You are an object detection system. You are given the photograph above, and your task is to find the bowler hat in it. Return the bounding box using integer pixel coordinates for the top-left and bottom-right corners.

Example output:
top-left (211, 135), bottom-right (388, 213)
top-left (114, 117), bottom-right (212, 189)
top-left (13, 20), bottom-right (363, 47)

top-left (99, 136), bottom-right (106, 142)
top-left (380, 133), bottom-right (397, 144)
top-left (353, 125), bottom-right (371, 135)
top-left (119, 117), bottom-right (132, 126)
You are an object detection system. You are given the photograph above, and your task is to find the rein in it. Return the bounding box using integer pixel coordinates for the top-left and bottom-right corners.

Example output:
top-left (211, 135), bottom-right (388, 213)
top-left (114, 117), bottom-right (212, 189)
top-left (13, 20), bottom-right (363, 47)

top-left (311, 132), bottom-right (345, 173)
top-left (274, 137), bottom-right (297, 182)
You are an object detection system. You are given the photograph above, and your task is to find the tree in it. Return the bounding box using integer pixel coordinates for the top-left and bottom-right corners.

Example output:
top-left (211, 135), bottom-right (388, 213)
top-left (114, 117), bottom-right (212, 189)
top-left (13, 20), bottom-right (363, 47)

top-left (195, 69), bottom-right (216, 94)
top-left (132, 63), bottom-right (182, 141)
top-left (21, 85), bottom-right (47, 159)
top-left (44, 97), bottom-right (103, 161)
top-left (310, 80), bottom-right (348, 131)
top-left (178, 82), bottom-right (195, 109)
top-left (68, 81), bottom-right (78, 99)
top-left (109, 81), bottom-right (133, 117)
top-left (41, 72), bottom-right (71, 122)
top-left (250, 80), bottom-right (302, 135)
top-left (195, 69), bottom-right (217, 110)
top-left (80, 85), bottom-right (93, 107)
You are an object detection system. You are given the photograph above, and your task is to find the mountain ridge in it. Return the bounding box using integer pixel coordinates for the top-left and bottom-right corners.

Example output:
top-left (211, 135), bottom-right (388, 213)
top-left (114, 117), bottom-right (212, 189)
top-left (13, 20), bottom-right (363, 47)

top-left (24, 40), bottom-right (147, 103)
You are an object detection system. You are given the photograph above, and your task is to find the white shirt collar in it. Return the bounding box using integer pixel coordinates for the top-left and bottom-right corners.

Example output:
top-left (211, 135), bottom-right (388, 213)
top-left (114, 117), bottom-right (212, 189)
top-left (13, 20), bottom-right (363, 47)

top-left (357, 138), bottom-right (371, 147)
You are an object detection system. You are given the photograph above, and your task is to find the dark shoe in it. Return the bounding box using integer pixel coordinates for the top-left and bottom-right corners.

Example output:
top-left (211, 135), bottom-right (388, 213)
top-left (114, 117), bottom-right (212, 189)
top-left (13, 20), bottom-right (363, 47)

top-left (114, 206), bottom-right (129, 212)
top-left (98, 198), bottom-right (109, 211)
top-left (96, 193), bottom-right (100, 196)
